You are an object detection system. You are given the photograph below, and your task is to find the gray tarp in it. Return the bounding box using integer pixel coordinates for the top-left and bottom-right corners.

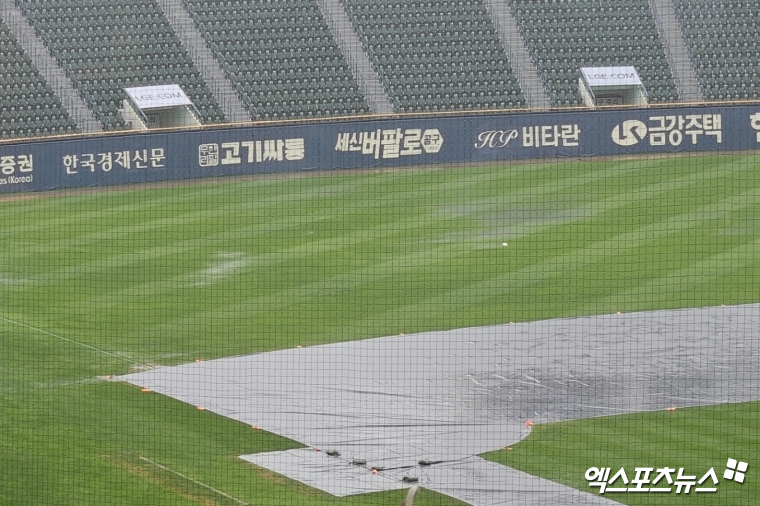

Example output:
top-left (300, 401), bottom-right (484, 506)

top-left (122, 304), bottom-right (759, 505)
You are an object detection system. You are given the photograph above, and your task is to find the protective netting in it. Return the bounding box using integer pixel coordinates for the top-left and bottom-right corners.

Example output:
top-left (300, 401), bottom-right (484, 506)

top-left (1, 1), bottom-right (759, 505)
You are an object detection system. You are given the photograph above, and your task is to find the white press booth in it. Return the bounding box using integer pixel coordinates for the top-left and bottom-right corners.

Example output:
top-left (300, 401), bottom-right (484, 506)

top-left (579, 67), bottom-right (648, 108)
top-left (120, 84), bottom-right (202, 130)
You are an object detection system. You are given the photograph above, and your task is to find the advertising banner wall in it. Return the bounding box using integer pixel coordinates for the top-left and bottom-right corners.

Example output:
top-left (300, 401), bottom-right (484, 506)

top-left (1, 104), bottom-right (759, 194)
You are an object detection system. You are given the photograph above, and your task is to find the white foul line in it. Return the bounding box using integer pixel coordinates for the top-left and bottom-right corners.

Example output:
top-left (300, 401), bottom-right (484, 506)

top-left (139, 456), bottom-right (248, 505)
top-left (0, 315), bottom-right (150, 369)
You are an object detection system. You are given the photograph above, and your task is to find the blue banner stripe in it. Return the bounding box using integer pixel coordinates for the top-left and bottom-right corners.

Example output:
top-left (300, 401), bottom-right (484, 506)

top-left (1, 104), bottom-right (758, 194)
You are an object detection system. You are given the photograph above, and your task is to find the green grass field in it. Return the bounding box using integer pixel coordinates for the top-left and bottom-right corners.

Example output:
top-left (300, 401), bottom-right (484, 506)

top-left (485, 402), bottom-right (760, 505)
top-left (1, 153), bottom-right (759, 505)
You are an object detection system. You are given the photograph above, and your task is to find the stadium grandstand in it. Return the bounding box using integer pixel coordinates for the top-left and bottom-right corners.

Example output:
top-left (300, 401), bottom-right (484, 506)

top-left (0, 0), bottom-right (758, 136)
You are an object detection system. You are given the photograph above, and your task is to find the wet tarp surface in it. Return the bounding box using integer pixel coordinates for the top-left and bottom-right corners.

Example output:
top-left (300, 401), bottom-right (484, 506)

top-left (122, 304), bottom-right (760, 505)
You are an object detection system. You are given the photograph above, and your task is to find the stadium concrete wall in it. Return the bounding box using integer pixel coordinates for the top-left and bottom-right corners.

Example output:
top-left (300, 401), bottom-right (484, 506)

top-left (1, 104), bottom-right (759, 194)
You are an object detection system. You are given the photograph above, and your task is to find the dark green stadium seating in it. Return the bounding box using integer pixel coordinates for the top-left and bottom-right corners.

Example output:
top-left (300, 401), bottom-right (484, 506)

top-left (509, 0), bottom-right (680, 106)
top-left (4, 0), bottom-right (753, 136)
top-left (673, 0), bottom-right (760, 101)
top-left (183, 0), bottom-right (370, 120)
top-left (17, 0), bottom-right (225, 130)
top-left (0, 18), bottom-right (78, 139)
top-left (342, 0), bottom-right (526, 112)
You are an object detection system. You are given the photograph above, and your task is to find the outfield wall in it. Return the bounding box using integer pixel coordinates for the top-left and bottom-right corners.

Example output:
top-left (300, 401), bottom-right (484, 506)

top-left (1, 104), bottom-right (759, 194)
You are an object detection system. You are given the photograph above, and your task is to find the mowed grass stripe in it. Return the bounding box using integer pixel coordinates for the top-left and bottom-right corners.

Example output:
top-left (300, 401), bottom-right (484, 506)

top-left (346, 163), bottom-right (760, 326)
top-left (0, 176), bottom-right (379, 258)
top-left (615, 236), bottom-right (760, 302)
top-left (3, 156), bottom-right (756, 348)
top-left (0, 155), bottom-right (653, 250)
top-left (0, 152), bottom-right (747, 245)
top-left (2, 170), bottom-right (504, 274)
top-left (53, 154), bottom-right (744, 288)
top-left (103, 156), bottom-right (760, 354)
top-left (106, 161), bottom-right (703, 333)
top-left (86, 212), bottom-right (451, 307)
top-left (376, 193), bottom-right (760, 323)
top-left (0, 153), bottom-right (730, 279)
top-left (105, 158), bottom-right (760, 326)
top-left (0, 184), bottom-right (217, 239)
top-left (0, 165), bottom-right (575, 288)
